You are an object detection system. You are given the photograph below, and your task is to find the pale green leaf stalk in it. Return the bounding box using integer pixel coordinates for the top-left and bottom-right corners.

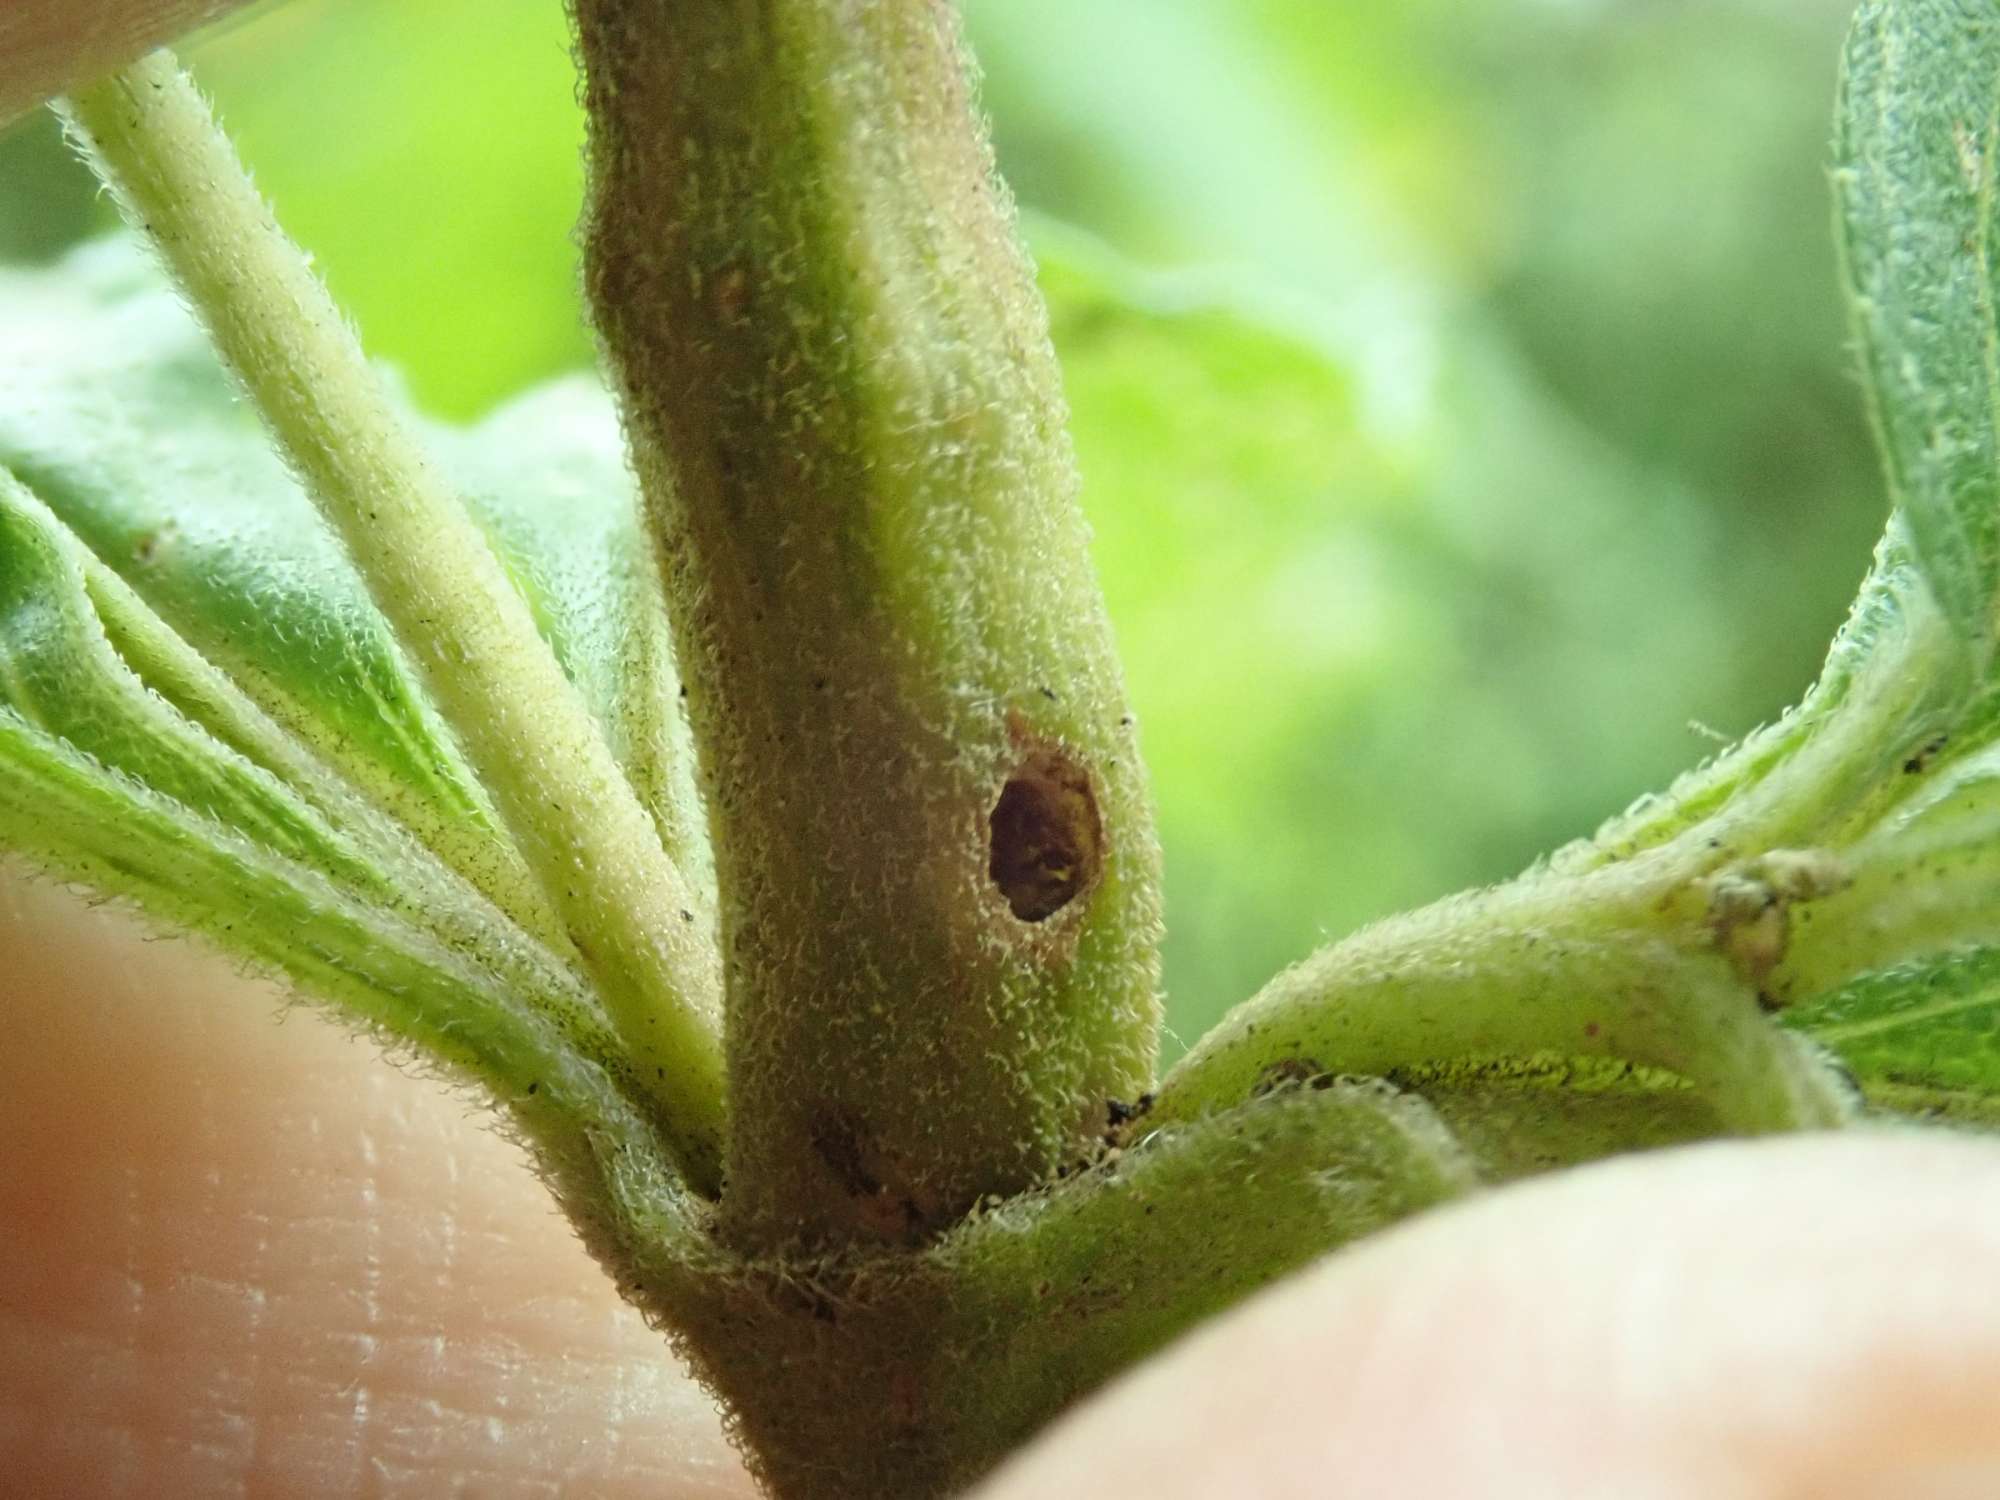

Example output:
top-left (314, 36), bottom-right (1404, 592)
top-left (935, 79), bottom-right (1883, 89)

top-left (58, 55), bottom-right (727, 1194)
top-left (573, 0), bottom-right (1166, 1249)
top-left (448, 380), bottom-right (719, 930)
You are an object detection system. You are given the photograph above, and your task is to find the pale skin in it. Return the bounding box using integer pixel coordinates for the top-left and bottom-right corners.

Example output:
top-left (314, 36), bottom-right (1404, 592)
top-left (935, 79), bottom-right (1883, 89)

top-left (6, 4), bottom-right (2000, 1496)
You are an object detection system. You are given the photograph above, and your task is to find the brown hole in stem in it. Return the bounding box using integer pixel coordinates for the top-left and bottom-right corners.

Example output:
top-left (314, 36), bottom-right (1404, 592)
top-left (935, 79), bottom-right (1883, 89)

top-left (988, 747), bottom-right (1102, 923)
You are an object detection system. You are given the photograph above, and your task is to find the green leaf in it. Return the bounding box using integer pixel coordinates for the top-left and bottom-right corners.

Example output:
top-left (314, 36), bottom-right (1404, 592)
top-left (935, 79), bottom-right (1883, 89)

top-left (1554, 0), bottom-right (2000, 882)
top-left (0, 241), bottom-right (529, 925)
top-left (1561, 0), bottom-right (2000, 874)
top-left (0, 467), bottom-right (634, 1127)
top-left (1571, 2), bottom-right (2000, 1114)
top-left (0, 238), bottom-right (706, 940)
top-left (1790, 945), bottom-right (2000, 1118)
top-left (1837, 0), bottom-right (2000, 656)
top-left (0, 473), bottom-right (374, 889)
top-left (0, 237), bottom-right (700, 1180)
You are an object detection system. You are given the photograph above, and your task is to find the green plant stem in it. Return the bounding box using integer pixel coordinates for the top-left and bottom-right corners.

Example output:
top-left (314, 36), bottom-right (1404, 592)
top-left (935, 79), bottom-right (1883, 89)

top-left (575, 0), bottom-right (1165, 1247)
top-left (58, 52), bottom-right (727, 1194)
top-left (609, 1079), bottom-right (1477, 1500)
top-left (1148, 852), bottom-right (1855, 1136)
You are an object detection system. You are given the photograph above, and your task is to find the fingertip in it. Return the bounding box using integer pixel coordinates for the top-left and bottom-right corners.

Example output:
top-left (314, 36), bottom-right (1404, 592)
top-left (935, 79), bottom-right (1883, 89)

top-left (0, 0), bottom-right (252, 126)
top-left (978, 1132), bottom-right (2000, 1500)
top-left (0, 876), bottom-right (752, 1497)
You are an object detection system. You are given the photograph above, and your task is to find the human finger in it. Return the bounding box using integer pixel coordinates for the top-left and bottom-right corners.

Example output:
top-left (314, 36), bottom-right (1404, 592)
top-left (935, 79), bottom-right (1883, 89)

top-left (0, 0), bottom-right (263, 126)
top-left (978, 1130), bottom-right (2000, 1500)
top-left (0, 874), bottom-right (753, 1497)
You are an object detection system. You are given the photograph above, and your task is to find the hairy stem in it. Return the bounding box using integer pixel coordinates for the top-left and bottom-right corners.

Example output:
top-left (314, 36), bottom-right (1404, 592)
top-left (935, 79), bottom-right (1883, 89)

top-left (59, 53), bottom-right (727, 1193)
top-left (1149, 850), bottom-right (1855, 1136)
top-left (611, 1080), bottom-right (1476, 1500)
top-left (576, 0), bottom-right (1165, 1247)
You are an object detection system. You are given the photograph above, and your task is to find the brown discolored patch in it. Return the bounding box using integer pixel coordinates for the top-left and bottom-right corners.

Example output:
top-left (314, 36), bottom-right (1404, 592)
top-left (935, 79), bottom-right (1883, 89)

top-left (1704, 849), bottom-right (1849, 1001)
top-left (886, 1366), bottom-right (926, 1432)
top-left (1252, 1057), bottom-right (1330, 1096)
top-left (131, 523), bottom-right (176, 565)
top-left (808, 1105), bottom-right (884, 1199)
top-left (711, 263), bottom-right (751, 325)
top-left (807, 1105), bottom-right (930, 1242)
top-left (987, 746), bottom-right (1102, 922)
top-left (1904, 733), bottom-right (1948, 775)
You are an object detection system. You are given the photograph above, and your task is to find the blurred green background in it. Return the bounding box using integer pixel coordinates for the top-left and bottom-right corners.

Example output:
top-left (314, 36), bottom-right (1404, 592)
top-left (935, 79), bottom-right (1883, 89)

top-left (0, 0), bottom-right (1882, 1055)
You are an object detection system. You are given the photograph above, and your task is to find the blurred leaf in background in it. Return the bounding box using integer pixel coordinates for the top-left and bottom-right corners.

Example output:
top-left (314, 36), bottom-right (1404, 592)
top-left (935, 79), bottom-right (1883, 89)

top-left (0, 0), bottom-right (1890, 1054)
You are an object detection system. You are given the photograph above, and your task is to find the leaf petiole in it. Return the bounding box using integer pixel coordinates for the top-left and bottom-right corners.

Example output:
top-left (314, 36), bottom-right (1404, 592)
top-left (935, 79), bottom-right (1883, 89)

top-left (57, 52), bottom-right (729, 1194)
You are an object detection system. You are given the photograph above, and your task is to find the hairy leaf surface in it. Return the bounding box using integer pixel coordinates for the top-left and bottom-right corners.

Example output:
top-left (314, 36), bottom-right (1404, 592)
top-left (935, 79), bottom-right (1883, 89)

top-left (0, 240), bottom-right (701, 933)
top-left (0, 238), bottom-right (688, 1155)
top-left (1790, 946), bottom-right (2000, 1119)
top-left (1743, 0), bottom-right (2000, 1111)
top-left (1837, 0), bottom-right (2000, 656)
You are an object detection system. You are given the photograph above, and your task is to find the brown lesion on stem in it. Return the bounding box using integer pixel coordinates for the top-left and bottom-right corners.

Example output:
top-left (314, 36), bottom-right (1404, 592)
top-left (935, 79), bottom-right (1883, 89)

top-left (987, 742), bottom-right (1102, 924)
top-left (808, 1102), bottom-right (933, 1243)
